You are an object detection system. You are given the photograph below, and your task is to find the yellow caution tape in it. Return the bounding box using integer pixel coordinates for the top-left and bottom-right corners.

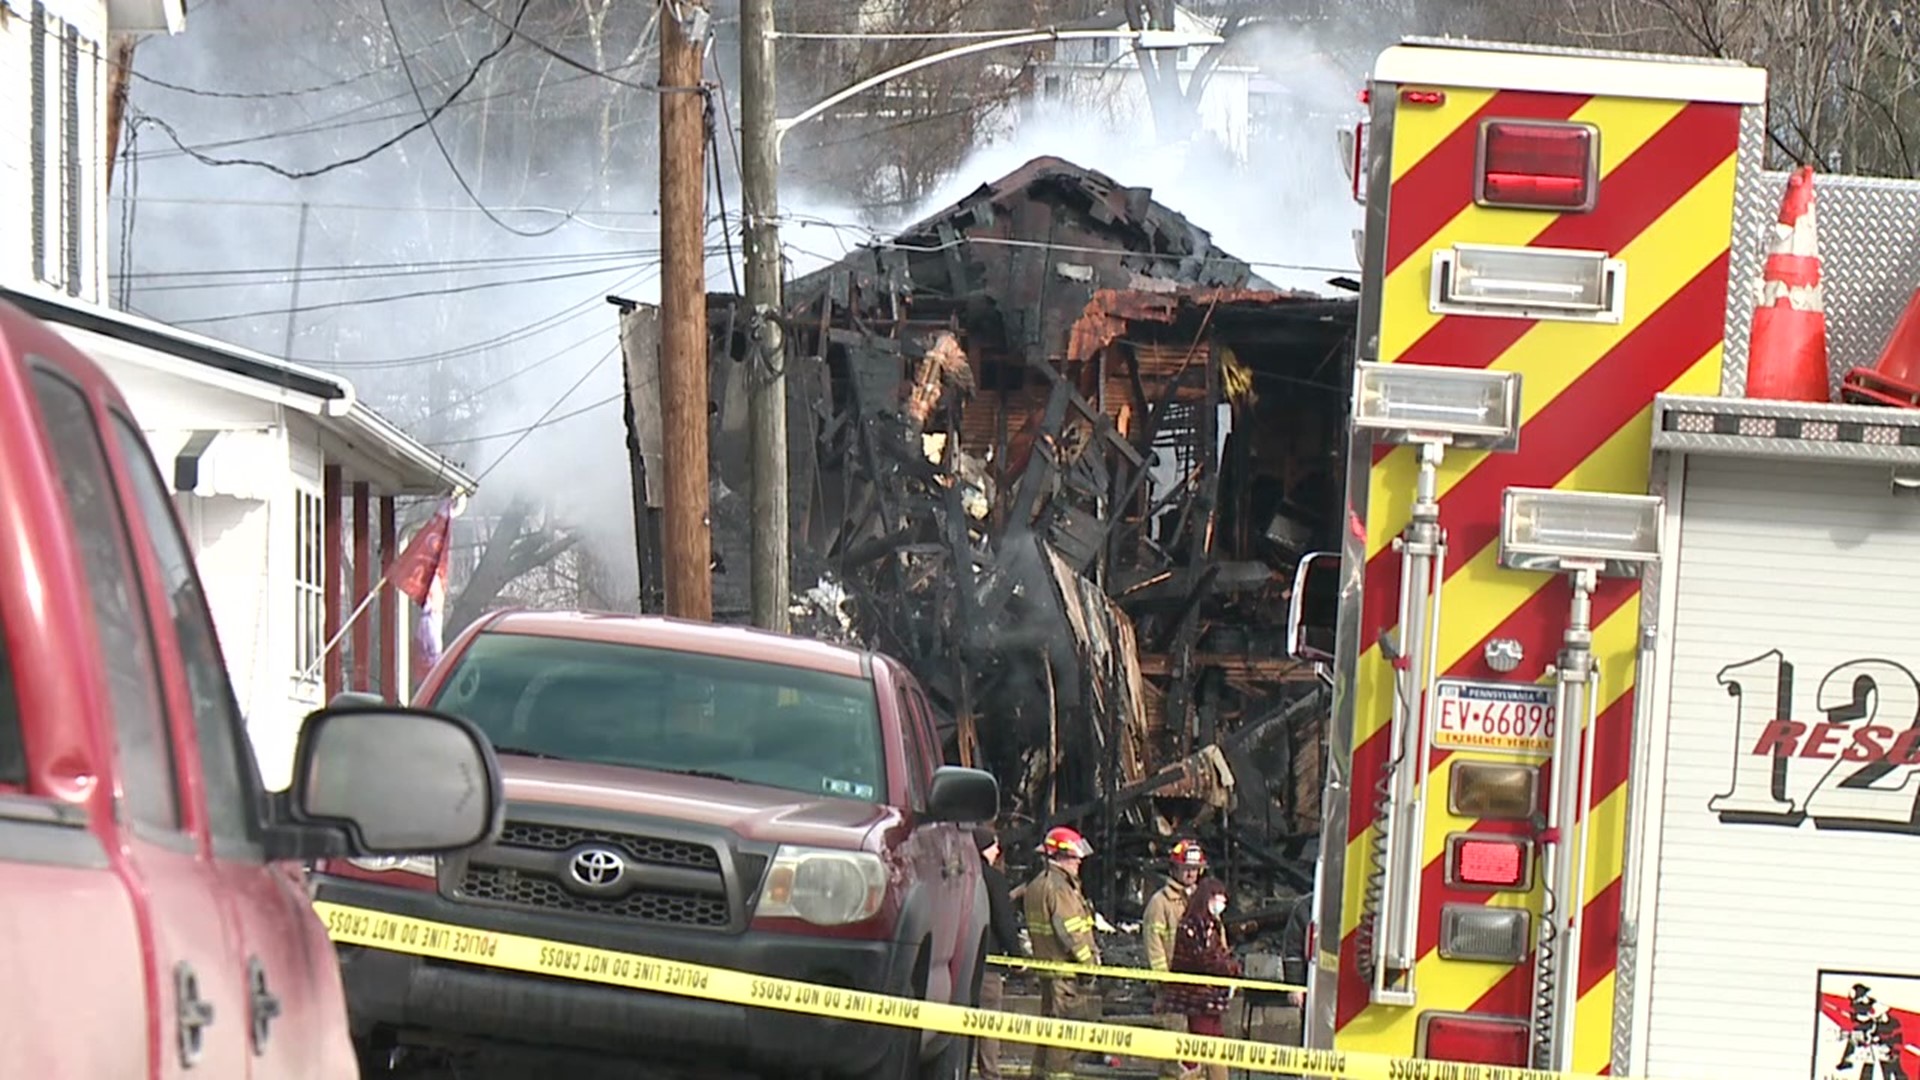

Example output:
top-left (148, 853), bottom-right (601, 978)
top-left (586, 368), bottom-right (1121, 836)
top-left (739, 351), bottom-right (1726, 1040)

top-left (987, 955), bottom-right (1307, 994)
top-left (314, 900), bottom-right (1609, 1080)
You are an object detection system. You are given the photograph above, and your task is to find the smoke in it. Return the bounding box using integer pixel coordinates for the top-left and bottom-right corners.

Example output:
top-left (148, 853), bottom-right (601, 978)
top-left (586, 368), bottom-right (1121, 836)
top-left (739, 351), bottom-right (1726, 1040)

top-left (113, 4), bottom-right (1374, 619)
top-left (781, 19), bottom-right (1370, 292)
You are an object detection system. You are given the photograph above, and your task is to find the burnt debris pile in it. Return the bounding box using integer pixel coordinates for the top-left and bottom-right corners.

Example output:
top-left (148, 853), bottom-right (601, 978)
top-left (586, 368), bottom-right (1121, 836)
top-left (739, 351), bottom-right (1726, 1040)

top-left (705, 157), bottom-right (1355, 919)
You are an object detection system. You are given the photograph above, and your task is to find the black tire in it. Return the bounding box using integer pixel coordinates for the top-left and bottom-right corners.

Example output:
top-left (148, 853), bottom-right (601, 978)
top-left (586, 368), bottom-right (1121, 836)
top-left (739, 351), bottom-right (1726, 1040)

top-left (920, 1030), bottom-right (971, 1080)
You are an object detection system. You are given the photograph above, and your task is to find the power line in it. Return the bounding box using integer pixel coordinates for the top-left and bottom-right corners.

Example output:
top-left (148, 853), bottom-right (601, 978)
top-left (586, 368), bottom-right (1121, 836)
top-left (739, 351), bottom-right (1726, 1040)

top-left (109, 194), bottom-right (667, 219)
top-left (438, 389), bottom-right (624, 448)
top-left (126, 25), bottom-right (465, 100)
top-left (466, 344), bottom-right (625, 485)
top-left (125, 249), bottom-right (659, 290)
top-left (381, 0), bottom-right (572, 238)
top-left (288, 248), bottom-right (685, 369)
top-left (132, 0), bottom-right (532, 180)
top-left (452, 0), bottom-right (669, 95)
top-left (166, 261), bottom-right (648, 327)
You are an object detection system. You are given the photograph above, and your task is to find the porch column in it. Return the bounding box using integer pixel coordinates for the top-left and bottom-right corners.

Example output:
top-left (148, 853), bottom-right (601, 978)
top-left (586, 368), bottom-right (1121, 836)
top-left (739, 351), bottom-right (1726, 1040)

top-left (351, 481), bottom-right (372, 693)
top-left (379, 496), bottom-right (398, 702)
top-left (323, 464), bottom-right (343, 702)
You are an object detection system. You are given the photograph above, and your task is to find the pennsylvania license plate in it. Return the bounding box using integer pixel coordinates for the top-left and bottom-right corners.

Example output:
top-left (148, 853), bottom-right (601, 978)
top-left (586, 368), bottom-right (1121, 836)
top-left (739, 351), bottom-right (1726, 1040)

top-left (1431, 679), bottom-right (1555, 755)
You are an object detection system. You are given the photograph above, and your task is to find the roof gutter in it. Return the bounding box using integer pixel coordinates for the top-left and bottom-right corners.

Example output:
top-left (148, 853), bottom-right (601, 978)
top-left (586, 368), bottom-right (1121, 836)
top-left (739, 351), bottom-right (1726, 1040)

top-left (0, 280), bottom-right (350, 404)
top-left (337, 399), bottom-right (478, 496)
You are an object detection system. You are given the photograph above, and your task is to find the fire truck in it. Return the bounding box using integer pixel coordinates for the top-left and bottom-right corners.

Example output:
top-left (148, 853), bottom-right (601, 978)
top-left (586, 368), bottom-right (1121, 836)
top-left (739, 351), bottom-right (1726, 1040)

top-left (1288, 36), bottom-right (1920, 1080)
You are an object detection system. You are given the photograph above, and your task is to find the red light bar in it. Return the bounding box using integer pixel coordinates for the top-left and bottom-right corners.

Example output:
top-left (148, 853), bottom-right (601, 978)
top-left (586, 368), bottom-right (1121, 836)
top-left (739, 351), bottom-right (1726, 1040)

top-left (1476, 120), bottom-right (1598, 211)
top-left (1401, 89), bottom-right (1445, 106)
top-left (1421, 1013), bottom-right (1531, 1066)
top-left (1446, 833), bottom-right (1531, 890)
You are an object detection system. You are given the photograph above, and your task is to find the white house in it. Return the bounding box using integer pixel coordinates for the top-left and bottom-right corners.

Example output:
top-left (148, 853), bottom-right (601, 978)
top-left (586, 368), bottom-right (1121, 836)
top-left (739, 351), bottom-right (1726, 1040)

top-left (1017, 6), bottom-right (1261, 162)
top-left (0, 0), bottom-right (476, 789)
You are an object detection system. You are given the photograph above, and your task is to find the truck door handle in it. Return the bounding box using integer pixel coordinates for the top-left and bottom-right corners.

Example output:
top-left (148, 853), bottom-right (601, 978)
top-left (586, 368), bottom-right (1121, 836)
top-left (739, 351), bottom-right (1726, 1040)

top-left (175, 961), bottom-right (216, 1068)
top-left (248, 956), bottom-right (282, 1054)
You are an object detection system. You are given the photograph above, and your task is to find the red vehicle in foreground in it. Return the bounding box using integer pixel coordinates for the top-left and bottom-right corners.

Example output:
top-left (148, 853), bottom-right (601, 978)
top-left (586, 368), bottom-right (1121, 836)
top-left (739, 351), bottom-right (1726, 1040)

top-left (0, 297), bottom-right (506, 1079)
top-left (316, 610), bottom-right (1001, 1079)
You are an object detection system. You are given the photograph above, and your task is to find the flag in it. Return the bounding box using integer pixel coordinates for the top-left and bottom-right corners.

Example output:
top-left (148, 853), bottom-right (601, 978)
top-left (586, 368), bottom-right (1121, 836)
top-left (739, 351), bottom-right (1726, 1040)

top-left (385, 500), bottom-right (454, 668)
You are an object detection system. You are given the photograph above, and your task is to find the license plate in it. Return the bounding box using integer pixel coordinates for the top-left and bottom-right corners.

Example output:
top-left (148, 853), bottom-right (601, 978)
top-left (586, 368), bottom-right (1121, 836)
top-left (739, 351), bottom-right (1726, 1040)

top-left (1432, 679), bottom-right (1555, 754)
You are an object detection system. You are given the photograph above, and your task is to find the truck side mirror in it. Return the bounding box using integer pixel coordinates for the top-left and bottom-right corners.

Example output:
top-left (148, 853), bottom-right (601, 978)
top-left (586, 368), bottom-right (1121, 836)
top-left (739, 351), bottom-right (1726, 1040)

top-left (926, 765), bottom-right (999, 824)
top-left (287, 705), bottom-right (504, 855)
top-left (1287, 551), bottom-right (1341, 666)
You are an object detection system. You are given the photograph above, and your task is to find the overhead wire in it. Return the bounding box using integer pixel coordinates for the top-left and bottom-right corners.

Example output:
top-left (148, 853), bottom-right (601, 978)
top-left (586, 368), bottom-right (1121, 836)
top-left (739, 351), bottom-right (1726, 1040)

top-left (167, 261), bottom-right (651, 327)
top-left (131, 0), bottom-right (532, 180)
top-left (258, 216), bottom-right (716, 372)
top-left (126, 24), bottom-right (465, 100)
top-left (122, 247), bottom-right (660, 285)
top-left (451, 0), bottom-right (671, 95)
top-left (381, 0), bottom-right (583, 238)
top-left (464, 344), bottom-right (626, 485)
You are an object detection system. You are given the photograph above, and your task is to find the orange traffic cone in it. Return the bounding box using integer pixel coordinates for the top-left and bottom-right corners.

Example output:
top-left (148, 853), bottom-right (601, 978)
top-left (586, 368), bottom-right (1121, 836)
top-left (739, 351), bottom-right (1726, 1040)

top-left (1745, 165), bottom-right (1831, 402)
top-left (1841, 287), bottom-right (1920, 408)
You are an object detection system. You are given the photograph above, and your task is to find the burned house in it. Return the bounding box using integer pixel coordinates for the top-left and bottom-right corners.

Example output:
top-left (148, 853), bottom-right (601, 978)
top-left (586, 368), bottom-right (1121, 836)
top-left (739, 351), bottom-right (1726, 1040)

top-left (706, 157), bottom-right (1355, 914)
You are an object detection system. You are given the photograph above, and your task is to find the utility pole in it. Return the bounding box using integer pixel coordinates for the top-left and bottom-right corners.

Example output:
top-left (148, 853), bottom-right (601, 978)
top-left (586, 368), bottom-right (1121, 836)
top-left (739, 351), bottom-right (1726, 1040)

top-left (741, 0), bottom-right (789, 632)
top-left (659, 0), bottom-right (715, 621)
top-left (282, 202), bottom-right (310, 359)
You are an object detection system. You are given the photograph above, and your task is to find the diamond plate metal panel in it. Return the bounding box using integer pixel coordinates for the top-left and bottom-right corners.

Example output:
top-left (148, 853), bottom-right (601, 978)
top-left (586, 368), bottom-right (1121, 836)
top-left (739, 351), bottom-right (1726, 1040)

top-left (1657, 391), bottom-right (1920, 429)
top-left (1725, 170), bottom-right (1920, 398)
top-left (1651, 431), bottom-right (1920, 465)
top-left (1721, 105), bottom-right (1772, 397)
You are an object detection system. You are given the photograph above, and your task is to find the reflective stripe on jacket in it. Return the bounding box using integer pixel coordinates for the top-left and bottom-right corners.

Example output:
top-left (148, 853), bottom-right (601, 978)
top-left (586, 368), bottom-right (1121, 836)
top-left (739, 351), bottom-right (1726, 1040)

top-left (1023, 861), bottom-right (1098, 967)
top-left (1141, 879), bottom-right (1189, 973)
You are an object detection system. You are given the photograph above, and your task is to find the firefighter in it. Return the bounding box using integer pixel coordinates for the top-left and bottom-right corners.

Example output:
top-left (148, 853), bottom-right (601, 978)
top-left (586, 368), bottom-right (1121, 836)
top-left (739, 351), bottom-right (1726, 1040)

top-left (1842, 984), bottom-right (1877, 1071)
top-left (1025, 826), bottom-right (1100, 1080)
top-left (1145, 840), bottom-right (1208, 1080)
top-left (1865, 1002), bottom-right (1908, 1080)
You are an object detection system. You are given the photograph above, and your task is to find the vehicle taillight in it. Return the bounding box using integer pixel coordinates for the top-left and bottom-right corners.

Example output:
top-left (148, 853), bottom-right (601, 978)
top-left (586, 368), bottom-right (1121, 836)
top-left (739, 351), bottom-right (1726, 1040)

top-left (1446, 833), bottom-right (1531, 890)
top-left (1449, 761), bottom-right (1539, 819)
top-left (1420, 1013), bottom-right (1531, 1065)
top-left (1438, 903), bottom-right (1530, 964)
top-left (1476, 120), bottom-right (1598, 211)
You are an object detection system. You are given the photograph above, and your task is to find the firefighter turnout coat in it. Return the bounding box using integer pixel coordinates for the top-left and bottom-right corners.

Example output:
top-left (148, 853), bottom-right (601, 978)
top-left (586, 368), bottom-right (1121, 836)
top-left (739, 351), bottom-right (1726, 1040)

top-left (1142, 879), bottom-right (1190, 973)
top-left (1024, 861), bottom-right (1099, 969)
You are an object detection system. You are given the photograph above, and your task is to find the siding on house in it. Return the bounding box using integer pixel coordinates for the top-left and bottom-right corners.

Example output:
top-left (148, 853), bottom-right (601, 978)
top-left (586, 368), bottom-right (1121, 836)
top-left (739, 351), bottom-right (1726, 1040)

top-left (0, 0), bottom-right (108, 302)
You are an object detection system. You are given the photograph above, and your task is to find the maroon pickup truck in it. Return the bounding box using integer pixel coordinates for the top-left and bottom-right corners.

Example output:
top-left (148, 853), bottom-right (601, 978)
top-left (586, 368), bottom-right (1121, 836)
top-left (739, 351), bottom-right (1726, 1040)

top-left (314, 610), bottom-right (1001, 1079)
top-left (0, 298), bottom-right (506, 1078)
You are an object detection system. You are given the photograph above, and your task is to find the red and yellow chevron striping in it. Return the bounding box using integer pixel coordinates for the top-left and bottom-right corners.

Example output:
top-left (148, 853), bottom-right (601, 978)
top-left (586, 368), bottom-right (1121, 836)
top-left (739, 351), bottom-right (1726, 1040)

top-left (1332, 80), bottom-right (1743, 1074)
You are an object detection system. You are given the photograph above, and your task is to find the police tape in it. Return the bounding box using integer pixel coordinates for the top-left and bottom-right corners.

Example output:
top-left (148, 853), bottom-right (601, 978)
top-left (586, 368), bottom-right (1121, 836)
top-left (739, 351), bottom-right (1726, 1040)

top-left (986, 955), bottom-right (1308, 994)
top-left (313, 900), bottom-right (1606, 1080)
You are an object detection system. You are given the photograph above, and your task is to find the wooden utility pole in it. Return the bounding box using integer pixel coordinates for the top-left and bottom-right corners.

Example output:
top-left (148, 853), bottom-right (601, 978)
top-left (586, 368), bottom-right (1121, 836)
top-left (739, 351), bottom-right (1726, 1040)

top-left (741, 0), bottom-right (789, 632)
top-left (658, 0), bottom-right (714, 621)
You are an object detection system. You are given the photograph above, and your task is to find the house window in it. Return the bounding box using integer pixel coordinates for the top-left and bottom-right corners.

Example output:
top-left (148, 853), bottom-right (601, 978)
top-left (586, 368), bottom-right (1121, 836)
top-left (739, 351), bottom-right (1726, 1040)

top-left (294, 488), bottom-right (324, 682)
top-left (1043, 75), bottom-right (1062, 100)
top-left (1090, 38), bottom-right (1112, 63)
top-left (28, 3), bottom-right (92, 296)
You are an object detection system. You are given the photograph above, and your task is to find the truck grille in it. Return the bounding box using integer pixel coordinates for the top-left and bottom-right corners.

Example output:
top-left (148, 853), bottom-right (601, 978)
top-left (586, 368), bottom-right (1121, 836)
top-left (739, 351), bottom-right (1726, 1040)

top-left (452, 820), bottom-right (740, 928)
top-left (496, 822), bottom-right (721, 871)
top-left (459, 865), bottom-right (730, 925)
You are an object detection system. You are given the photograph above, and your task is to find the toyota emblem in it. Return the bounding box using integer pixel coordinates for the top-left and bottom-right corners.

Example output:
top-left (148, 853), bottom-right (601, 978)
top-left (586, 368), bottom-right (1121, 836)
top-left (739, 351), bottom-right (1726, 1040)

top-left (569, 846), bottom-right (626, 888)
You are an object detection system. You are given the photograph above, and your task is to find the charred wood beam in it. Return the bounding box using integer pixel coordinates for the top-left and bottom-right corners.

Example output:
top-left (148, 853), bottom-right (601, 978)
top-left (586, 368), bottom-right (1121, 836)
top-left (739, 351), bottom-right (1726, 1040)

top-left (1134, 653), bottom-right (1316, 681)
top-left (1021, 684), bottom-right (1326, 839)
top-left (1035, 358), bottom-right (1145, 470)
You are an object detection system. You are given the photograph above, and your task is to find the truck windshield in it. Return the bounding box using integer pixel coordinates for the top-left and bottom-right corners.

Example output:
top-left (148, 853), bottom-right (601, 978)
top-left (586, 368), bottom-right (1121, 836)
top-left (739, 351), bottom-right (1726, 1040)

top-left (426, 631), bottom-right (887, 804)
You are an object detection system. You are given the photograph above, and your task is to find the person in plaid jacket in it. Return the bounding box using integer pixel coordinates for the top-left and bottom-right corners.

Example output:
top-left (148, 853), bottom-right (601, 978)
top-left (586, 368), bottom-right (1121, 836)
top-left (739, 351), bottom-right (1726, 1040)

top-left (1161, 877), bottom-right (1240, 1080)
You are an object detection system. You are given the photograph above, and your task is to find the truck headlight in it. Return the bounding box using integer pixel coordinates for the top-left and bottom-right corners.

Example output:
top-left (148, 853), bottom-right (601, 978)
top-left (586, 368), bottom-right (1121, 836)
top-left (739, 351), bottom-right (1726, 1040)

top-left (346, 855), bottom-right (437, 878)
top-left (756, 846), bottom-right (887, 926)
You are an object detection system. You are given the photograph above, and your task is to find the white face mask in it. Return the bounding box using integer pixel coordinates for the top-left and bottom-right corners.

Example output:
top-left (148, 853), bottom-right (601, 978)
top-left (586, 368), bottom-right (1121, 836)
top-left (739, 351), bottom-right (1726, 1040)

top-left (1209, 899), bottom-right (1227, 917)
